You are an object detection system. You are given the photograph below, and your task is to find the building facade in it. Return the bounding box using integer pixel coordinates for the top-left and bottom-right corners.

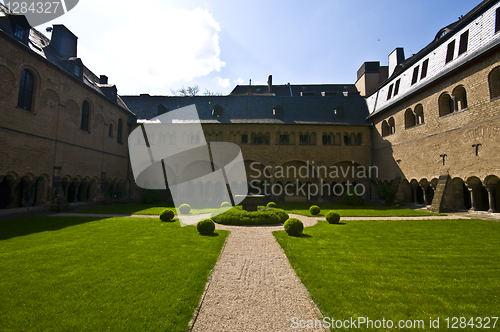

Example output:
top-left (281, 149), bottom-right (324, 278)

top-left (357, 0), bottom-right (500, 212)
top-left (0, 6), bottom-right (135, 211)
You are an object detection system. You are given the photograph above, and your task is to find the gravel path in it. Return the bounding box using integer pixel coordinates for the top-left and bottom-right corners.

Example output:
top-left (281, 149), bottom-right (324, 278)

top-left (191, 214), bottom-right (327, 332)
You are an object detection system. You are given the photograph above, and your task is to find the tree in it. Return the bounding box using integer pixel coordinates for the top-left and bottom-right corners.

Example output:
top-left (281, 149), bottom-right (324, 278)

top-left (170, 85), bottom-right (221, 96)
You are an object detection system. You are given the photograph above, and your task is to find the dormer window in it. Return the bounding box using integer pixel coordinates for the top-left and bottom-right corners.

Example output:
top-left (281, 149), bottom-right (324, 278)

top-left (212, 104), bottom-right (223, 117)
top-left (273, 105), bottom-right (283, 116)
top-left (14, 24), bottom-right (23, 40)
top-left (74, 65), bottom-right (81, 77)
top-left (301, 92), bottom-right (314, 96)
top-left (334, 107), bottom-right (343, 117)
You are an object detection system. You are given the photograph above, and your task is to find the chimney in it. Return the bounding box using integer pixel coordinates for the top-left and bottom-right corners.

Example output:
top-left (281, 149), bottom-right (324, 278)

top-left (267, 75), bottom-right (273, 94)
top-left (388, 48), bottom-right (405, 76)
top-left (247, 79), bottom-right (253, 95)
top-left (49, 25), bottom-right (78, 59)
top-left (99, 75), bottom-right (108, 84)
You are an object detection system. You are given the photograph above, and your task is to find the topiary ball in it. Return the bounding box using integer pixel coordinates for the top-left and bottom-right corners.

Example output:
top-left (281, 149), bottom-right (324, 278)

top-left (326, 211), bottom-right (341, 224)
top-left (197, 218), bottom-right (215, 235)
top-left (284, 218), bottom-right (304, 236)
top-left (178, 203), bottom-right (191, 214)
top-left (159, 209), bottom-right (175, 222)
top-left (221, 201), bottom-right (231, 208)
top-left (273, 209), bottom-right (289, 223)
top-left (266, 202), bottom-right (277, 208)
top-left (309, 205), bottom-right (320, 215)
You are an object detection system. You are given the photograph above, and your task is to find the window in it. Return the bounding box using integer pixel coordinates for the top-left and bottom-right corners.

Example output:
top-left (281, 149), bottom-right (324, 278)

top-left (458, 30), bottom-right (469, 56)
top-left (446, 40), bottom-right (455, 63)
top-left (212, 104), bottom-right (223, 117)
top-left (387, 84), bottom-right (394, 100)
top-left (14, 24), bottom-right (23, 40)
top-left (241, 134), bottom-right (248, 144)
top-left (273, 105), bottom-right (283, 116)
top-left (343, 133), bottom-right (349, 145)
top-left (355, 133), bottom-right (362, 145)
top-left (415, 104), bottom-right (424, 125)
top-left (74, 65), bottom-right (80, 77)
top-left (496, 7), bottom-right (500, 33)
top-left (405, 108), bottom-right (416, 129)
top-left (381, 121), bottom-right (390, 137)
top-left (394, 79), bottom-right (401, 96)
top-left (117, 119), bottom-right (123, 143)
top-left (439, 93), bottom-right (454, 117)
top-left (421, 59), bottom-right (429, 79)
top-left (453, 86), bottom-right (468, 111)
top-left (299, 134), bottom-right (310, 144)
top-left (412, 66), bottom-right (420, 85)
top-left (108, 123), bottom-right (113, 137)
top-left (17, 69), bottom-right (34, 111)
top-left (488, 66), bottom-right (500, 99)
top-left (322, 134), bottom-right (331, 145)
top-left (279, 134), bottom-right (289, 144)
top-left (388, 117), bottom-right (395, 134)
top-left (81, 101), bottom-right (90, 131)
top-left (253, 136), bottom-right (263, 145)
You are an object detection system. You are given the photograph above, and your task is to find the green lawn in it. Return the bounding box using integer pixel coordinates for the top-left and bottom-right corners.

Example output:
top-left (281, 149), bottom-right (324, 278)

top-left (0, 216), bottom-right (228, 332)
top-left (274, 219), bottom-right (500, 331)
top-left (78, 202), bottom-right (440, 218)
top-left (277, 202), bottom-right (441, 217)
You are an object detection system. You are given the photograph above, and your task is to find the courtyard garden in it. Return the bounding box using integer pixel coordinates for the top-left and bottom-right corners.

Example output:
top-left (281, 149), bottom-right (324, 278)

top-left (0, 216), bottom-right (228, 332)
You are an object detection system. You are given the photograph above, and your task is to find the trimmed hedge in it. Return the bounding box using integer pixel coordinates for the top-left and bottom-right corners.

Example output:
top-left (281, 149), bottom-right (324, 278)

top-left (197, 218), bottom-right (215, 235)
top-left (211, 207), bottom-right (280, 225)
top-left (309, 205), bottom-right (320, 215)
top-left (141, 189), bottom-right (161, 204)
top-left (266, 202), bottom-right (277, 208)
top-left (221, 201), bottom-right (232, 208)
top-left (325, 211), bottom-right (341, 224)
top-left (272, 208), bottom-right (289, 223)
top-left (159, 209), bottom-right (175, 222)
top-left (284, 218), bottom-right (304, 236)
top-left (342, 187), bottom-right (365, 206)
top-left (178, 204), bottom-right (191, 214)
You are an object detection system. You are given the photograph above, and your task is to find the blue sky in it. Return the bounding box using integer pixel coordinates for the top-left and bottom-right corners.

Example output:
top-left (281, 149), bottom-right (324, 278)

top-left (5, 0), bottom-right (481, 95)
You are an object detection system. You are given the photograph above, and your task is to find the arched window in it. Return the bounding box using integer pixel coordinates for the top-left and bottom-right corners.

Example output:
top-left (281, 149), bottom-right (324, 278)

top-left (488, 66), bottom-right (500, 99)
top-left (334, 133), bottom-right (341, 145)
top-left (415, 104), bottom-right (424, 125)
top-left (453, 86), bottom-right (468, 111)
top-left (355, 133), bottom-right (362, 145)
top-left (81, 101), bottom-right (90, 131)
top-left (299, 133), bottom-right (310, 145)
top-left (405, 108), bottom-right (416, 129)
top-left (349, 133), bottom-right (356, 145)
top-left (381, 121), bottom-right (390, 137)
top-left (439, 93), bottom-right (453, 117)
top-left (117, 119), bottom-right (123, 144)
top-left (109, 123), bottom-right (114, 137)
top-left (17, 69), bottom-right (34, 111)
top-left (388, 117), bottom-right (396, 134)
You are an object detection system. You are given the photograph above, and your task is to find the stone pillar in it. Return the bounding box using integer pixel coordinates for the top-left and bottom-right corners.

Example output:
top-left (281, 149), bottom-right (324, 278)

top-left (79, 182), bottom-right (90, 202)
top-left (421, 184), bottom-right (430, 205)
top-left (72, 180), bottom-right (81, 203)
top-left (62, 179), bottom-right (70, 203)
top-left (485, 185), bottom-right (497, 213)
top-left (466, 185), bottom-right (478, 211)
top-left (22, 179), bottom-right (35, 207)
top-left (412, 188), bottom-right (418, 204)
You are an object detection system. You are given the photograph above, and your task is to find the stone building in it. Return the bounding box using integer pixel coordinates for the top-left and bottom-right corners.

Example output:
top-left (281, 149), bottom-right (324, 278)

top-left (357, 0), bottom-right (500, 212)
top-left (0, 5), bottom-right (135, 211)
top-left (122, 94), bottom-right (372, 202)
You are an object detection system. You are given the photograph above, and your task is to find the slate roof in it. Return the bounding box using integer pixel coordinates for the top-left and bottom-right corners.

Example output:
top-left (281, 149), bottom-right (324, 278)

top-left (230, 84), bottom-right (359, 97)
top-left (120, 95), bottom-right (372, 126)
top-left (0, 4), bottom-right (132, 114)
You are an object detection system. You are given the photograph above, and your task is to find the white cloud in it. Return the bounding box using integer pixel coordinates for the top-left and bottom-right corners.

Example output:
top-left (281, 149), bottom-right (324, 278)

top-left (217, 77), bottom-right (230, 88)
top-left (234, 78), bottom-right (245, 85)
top-left (77, 4), bottom-right (225, 94)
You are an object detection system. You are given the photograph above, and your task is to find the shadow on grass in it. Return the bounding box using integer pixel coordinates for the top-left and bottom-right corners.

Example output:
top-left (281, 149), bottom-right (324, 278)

top-left (0, 216), bottom-right (106, 241)
top-left (199, 232), bottom-right (220, 237)
top-left (293, 233), bottom-right (312, 238)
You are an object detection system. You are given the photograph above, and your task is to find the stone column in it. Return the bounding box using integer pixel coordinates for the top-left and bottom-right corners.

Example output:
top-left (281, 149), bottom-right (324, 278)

top-left (72, 179), bottom-right (81, 203)
top-left (79, 182), bottom-right (90, 202)
top-left (7, 178), bottom-right (19, 209)
top-left (485, 185), bottom-right (497, 213)
top-left (466, 184), bottom-right (478, 211)
top-left (421, 184), bottom-right (430, 205)
top-left (21, 178), bottom-right (35, 207)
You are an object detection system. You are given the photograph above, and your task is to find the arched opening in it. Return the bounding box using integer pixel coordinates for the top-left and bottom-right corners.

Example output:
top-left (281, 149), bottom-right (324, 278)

top-left (381, 121), bottom-right (389, 137)
top-left (439, 93), bottom-right (453, 117)
top-left (414, 104), bottom-right (424, 124)
top-left (388, 117), bottom-right (395, 134)
top-left (0, 178), bottom-right (10, 209)
top-left (488, 66), bottom-right (500, 99)
top-left (453, 85), bottom-right (468, 111)
top-left (405, 108), bottom-right (416, 128)
top-left (17, 69), bottom-right (35, 111)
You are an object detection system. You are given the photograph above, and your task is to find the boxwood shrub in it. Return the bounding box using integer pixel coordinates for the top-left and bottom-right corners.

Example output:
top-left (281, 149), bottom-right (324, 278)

top-left (211, 206), bottom-right (280, 225)
top-left (197, 218), bottom-right (215, 235)
top-left (284, 218), bottom-right (304, 236)
top-left (309, 205), bottom-right (320, 215)
top-left (325, 211), bottom-right (341, 224)
top-left (159, 209), bottom-right (175, 222)
top-left (271, 208), bottom-right (289, 223)
top-left (221, 201), bottom-right (232, 208)
top-left (266, 202), bottom-right (277, 208)
top-left (141, 189), bottom-right (161, 204)
top-left (178, 203), bottom-right (191, 214)
top-left (342, 187), bottom-right (365, 206)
